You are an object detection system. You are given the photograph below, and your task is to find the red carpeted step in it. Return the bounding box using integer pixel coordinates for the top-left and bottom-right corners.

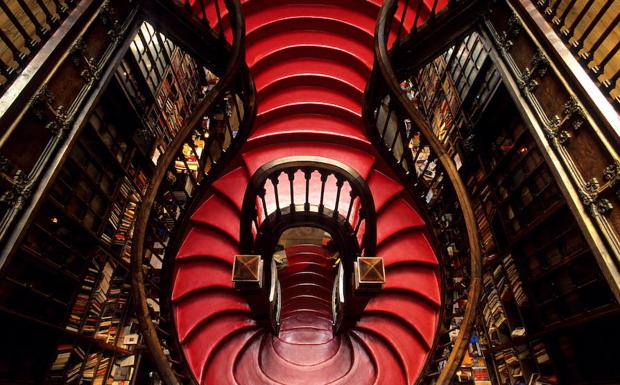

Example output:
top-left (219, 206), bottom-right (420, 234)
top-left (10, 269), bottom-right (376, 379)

top-left (201, 328), bottom-right (262, 385)
top-left (271, 334), bottom-right (344, 366)
top-left (376, 198), bottom-right (425, 245)
top-left (211, 166), bottom-right (250, 212)
top-left (352, 329), bottom-right (408, 384)
top-left (281, 282), bottom-right (332, 302)
top-left (174, 288), bottom-right (250, 342)
top-left (258, 334), bottom-right (353, 384)
top-left (190, 194), bottom-right (241, 242)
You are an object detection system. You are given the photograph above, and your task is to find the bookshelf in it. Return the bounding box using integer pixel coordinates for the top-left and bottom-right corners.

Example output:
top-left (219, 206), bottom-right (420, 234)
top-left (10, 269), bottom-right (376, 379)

top-left (402, 29), bottom-right (620, 384)
top-left (464, 86), bottom-right (618, 385)
top-left (0, 19), bottom-right (212, 385)
top-left (401, 31), bottom-right (501, 382)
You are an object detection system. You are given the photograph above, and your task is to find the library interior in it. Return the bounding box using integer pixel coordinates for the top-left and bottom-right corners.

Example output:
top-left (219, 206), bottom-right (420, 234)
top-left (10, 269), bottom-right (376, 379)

top-left (0, 0), bottom-right (619, 384)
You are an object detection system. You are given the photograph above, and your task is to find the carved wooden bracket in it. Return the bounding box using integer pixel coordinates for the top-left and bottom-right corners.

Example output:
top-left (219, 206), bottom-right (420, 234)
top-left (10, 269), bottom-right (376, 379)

top-left (0, 169), bottom-right (32, 210)
top-left (70, 37), bottom-right (101, 83)
top-left (518, 49), bottom-right (549, 91)
top-left (30, 85), bottom-right (70, 137)
top-left (578, 161), bottom-right (620, 217)
top-left (544, 97), bottom-right (584, 145)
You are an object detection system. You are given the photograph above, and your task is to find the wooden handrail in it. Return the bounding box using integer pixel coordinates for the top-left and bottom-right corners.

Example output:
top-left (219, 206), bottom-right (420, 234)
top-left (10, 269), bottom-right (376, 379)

top-left (370, 1), bottom-right (482, 384)
top-left (239, 156), bottom-right (378, 335)
top-left (239, 156), bottom-right (377, 257)
top-left (130, 1), bottom-right (250, 384)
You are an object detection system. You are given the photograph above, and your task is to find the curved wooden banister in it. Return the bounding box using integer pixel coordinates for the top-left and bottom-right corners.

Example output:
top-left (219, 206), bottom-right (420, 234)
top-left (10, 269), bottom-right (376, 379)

top-left (240, 156), bottom-right (377, 257)
top-left (238, 156), bottom-right (378, 335)
top-left (369, 1), bottom-right (482, 384)
top-left (130, 1), bottom-right (252, 384)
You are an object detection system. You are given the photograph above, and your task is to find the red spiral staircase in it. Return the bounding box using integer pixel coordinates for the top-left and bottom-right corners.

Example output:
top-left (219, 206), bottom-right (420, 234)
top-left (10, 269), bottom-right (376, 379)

top-left (169, 1), bottom-right (448, 384)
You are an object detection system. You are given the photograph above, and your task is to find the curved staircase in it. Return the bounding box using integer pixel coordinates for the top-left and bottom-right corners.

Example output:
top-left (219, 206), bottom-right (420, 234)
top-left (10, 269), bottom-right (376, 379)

top-left (171, 1), bottom-right (447, 384)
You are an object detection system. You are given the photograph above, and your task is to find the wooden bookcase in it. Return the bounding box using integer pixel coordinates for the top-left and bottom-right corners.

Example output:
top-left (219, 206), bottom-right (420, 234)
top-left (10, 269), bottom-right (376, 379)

top-left (0, 20), bottom-right (211, 385)
top-left (404, 29), bottom-right (620, 385)
top-left (465, 87), bottom-right (619, 385)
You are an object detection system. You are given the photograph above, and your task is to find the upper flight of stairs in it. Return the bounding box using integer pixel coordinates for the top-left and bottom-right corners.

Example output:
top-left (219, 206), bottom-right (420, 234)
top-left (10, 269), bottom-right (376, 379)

top-left (172, 1), bottom-right (447, 384)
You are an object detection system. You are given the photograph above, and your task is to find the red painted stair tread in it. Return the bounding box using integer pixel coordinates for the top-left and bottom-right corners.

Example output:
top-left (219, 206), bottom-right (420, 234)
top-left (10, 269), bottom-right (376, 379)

top-left (241, 1), bottom-right (379, 37)
top-left (352, 330), bottom-right (408, 385)
top-left (366, 169), bottom-right (405, 212)
top-left (247, 24), bottom-right (372, 68)
top-left (201, 328), bottom-right (261, 385)
top-left (356, 318), bottom-right (426, 385)
top-left (384, 265), bottom-right (441, 304)
top-left (181, 312), bottom-right (256, 382)
top-left (172, 259), bottom-right (232, 301)
top-left (211, 166), bottom-right (250, 212)
top-left (251, 106), bottom-right (369, 146)
top-left (175, 289), bottom-right (250, 342)
top-left (190, 194), bottom-right (241, 242)
top-left (176, 226), bottom-right (238, 263)
top-left (365, 294), bottom-right (439, 349)
top-left (376, 198), bottom-right (425, 245)
top-left (377, 230), bottom-right (438, 267)
top-left (252, 48), bottom-right (369, 91)
top-left (256, 77), bottom-right (363, 115)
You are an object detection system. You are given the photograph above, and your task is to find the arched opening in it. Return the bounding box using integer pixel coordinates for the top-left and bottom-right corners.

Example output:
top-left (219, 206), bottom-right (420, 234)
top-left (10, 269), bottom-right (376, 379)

top-left (264, 226), bottom-right (348, 367)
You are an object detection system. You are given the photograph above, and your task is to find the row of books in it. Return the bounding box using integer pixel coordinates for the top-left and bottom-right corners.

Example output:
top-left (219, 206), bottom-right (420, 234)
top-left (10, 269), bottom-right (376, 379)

top-left (127, 160), bottom-right (148, 195)
top-left (101, 177), bottom-right (141, 247)
top-left (48, 324), bottom-right (138, 384)
top-left (503, 255), bottom-right (529, 307)
top-left (457, 332), bottom-right (493, 384)
top-left (495, 348), bottom-right (522, 381)
top-left (82, 261), bottom-right (115, 336)
top-left (170, 50), bottom-right (201, 106)
top-left (94, 272), bottom-right (131, 344)
top-left (66, 254), bottom-right (105, 332)
top-left (482, 273), bottom-right (508, 331)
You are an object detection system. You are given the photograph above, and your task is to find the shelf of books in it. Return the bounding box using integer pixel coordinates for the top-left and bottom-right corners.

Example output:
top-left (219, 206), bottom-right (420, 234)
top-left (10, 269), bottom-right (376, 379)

top-left (0, 16), bottom-right (232, 385)
top-left (462, 83), bottom-right (620, 384)
top-left (399, 32), bottom-right (620, 383)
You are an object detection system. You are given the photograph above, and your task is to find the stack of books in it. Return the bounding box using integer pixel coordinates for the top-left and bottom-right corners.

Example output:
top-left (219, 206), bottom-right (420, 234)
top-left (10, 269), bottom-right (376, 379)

top-left (83, 261), bottom-right (114, 336)
top-left (66, 259), bottom-right (102, 332)
top-left (532, 341), bottom-right (551, 364)
top-left (503, 254), bottom-right (529, 306)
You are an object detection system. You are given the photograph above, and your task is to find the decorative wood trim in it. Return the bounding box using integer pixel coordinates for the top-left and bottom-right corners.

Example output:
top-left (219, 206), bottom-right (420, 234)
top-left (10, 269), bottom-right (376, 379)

top-left (0, 0), bottom-right (140, 270)
top-left (482, 3), bottom-right (620, 302)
